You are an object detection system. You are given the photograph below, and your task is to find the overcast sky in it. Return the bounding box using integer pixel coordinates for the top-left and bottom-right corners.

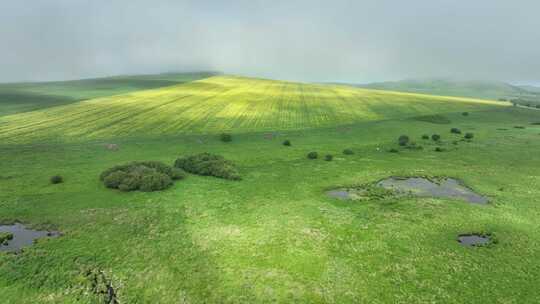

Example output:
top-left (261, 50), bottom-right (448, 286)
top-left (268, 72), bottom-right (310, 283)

top-left (1, 0), bottom-right (539, 84)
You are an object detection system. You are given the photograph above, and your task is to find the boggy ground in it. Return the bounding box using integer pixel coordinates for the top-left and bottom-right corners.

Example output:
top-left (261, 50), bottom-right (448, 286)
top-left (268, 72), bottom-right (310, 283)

top-left (1, 107), bottom-right (540, 303)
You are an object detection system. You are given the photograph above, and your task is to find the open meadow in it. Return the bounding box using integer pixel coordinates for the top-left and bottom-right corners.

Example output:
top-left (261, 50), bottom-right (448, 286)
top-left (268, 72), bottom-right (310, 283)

top-left (1, 75), bottom-right (540, 303)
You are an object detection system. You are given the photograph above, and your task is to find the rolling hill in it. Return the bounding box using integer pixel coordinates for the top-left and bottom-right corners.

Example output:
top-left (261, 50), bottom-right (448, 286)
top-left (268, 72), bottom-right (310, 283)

top-left (355, 79), bottom-right (540, 105)
top-left (0, 76), bottom-right (504, 143)
top-left (0, 72), bottom-right (217, 116)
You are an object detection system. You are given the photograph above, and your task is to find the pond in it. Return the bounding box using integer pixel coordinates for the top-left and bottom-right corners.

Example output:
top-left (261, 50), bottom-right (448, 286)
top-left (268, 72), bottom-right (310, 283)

top-left (0, 223), bottom-right (60, 253)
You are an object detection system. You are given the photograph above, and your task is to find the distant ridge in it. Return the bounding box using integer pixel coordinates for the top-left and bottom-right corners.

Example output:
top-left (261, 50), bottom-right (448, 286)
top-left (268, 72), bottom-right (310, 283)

top-left (330, 78), bottom-right (540, 106)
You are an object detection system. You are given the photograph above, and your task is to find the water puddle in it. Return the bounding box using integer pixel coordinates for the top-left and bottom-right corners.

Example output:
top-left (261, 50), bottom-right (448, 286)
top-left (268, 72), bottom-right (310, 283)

top-left (458, 234), bottom-right (491, 247)
top-left (377, 177), bottom-right (488, 204)
top-left (0, 223), bottom-right (60, 253)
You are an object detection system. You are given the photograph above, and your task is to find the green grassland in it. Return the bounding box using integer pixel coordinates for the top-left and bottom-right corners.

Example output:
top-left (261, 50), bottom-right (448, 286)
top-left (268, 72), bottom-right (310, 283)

top-left (1, 75), bottom-right (540, 303)
top-left (0, 72), bottom-right (216, 117)
top-left (0, 76), bottom-right (501, 143)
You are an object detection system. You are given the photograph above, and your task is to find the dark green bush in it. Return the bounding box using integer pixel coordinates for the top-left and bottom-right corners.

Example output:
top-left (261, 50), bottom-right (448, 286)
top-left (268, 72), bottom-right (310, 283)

top-left (450, 128), bottom-right (462, 134)
top-left (389, 148), bottom-right (399, 153)
top-left (431, 134), bottom-right (441, 141)
top-left (422, 134), bottom-right (429, 140)
top-left (398, 135), bottom-right (410, 146)
top-left (100, 161), bottom-right (180, 192)
top-left (324, 154), bottom-right (333, 161)
top-left (307, 152), bottom-right (318, 159)
top-left (464, 132), bottom-right (474, 139)
top-left (170, 168), bottom-right (187, 180)
top-left (435, 147), bottom-right (444, 152)
top-left (50, 175), bottom-right (63, 184)
top-left (220, 133), bottom-right (232, 142)
top-left (139, 173), bottom-right (172, 192)
top-left (283, 140), bottom-right (291, 146)
top-left (462, 112), bottom-right (469, 116)
top-left (174, 153), bottom-right (240, 180)
top-left (343, 148), bottom-right (354, 155)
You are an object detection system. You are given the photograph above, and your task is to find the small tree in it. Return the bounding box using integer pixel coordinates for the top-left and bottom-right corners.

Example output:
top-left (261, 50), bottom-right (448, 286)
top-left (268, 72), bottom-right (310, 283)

top-left (398, 135), bottom-right (410, 146)
top-left (307, 152), bottom-right (318, 159)
top-left (283, 140), bottom-right (291, 146)
top-left (220, 133), bottom-right (232, 142)
top-left (464, 132), bottom-right (474, 139)
top-left (343, 148), bottom-right (354, 155)
top-left (431, 134), bottom-right (441, 141)
top-left (50, 175), bottom-right (63, 184)
top-left (451, 128), bottom-right (462, 134)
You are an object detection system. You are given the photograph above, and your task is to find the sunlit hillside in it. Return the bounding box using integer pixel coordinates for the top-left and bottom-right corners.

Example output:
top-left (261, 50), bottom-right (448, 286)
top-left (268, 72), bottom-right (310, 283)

top-left (0, 76), bottom-right (505, 143)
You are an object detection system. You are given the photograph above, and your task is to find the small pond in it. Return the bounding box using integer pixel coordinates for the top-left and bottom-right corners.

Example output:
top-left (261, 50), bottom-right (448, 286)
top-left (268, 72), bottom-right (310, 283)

top-left (377, 177), bottom-right (488, 204)
top-left (0, 223), bottom-right (60, 253)
top-left (458, 234), bottom-right (491, 247)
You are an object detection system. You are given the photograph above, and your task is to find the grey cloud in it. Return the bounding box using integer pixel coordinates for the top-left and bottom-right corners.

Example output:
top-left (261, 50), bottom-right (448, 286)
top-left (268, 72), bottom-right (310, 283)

top-left (1, 0), bottom-right (539, 84)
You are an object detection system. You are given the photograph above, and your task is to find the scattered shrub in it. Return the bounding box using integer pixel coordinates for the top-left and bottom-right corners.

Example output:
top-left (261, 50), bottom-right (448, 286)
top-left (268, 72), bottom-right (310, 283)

top-left (431, 134), bottom-right (441, 141)
top-left (514, 126), bottom-right (525, 129)
top-left (434, 147), bottom-right (444, 152)
top-left (389, 148), bottom-right (399, 153)
top-left (283, 140), bottom-right (291, 146)
top-left (100, 161), bottom-right (180, 192)
top-left (536, 105), bottom-right (540, 109)
top-left (220, 133), bottom-right (232, 142)
top-left (343, 148), bottom-right (354, 155)
top-left (398, 135), bottom-right (410, 146)
top-left (464, 132), bottom-right (474, 139)
top-left (0, 232), bottom-right (13, 245)
top-left (324, 154), bottom-right (333, 161)
top-left (422, 134), bottom-right (430, 140)
top-left (50, 175), bottom-right (63, 184)
top-left (462, 112), bottom-right (469, 116)
top-left (452, 140), bottom-right (459, 145)
top-left (174, 153), bottom-right (240, 180)
top-left (307, 152), bottom-right (318, 159)
top-left (450, 128), bottom-right (462, 134)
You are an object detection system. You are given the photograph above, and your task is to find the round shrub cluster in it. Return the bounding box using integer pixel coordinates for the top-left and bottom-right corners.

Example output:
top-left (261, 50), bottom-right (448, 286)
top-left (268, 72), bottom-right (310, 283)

top-left (462, 112), bottom-right (469, 116)
top-left (431, 134), bottom-right (441, 141)
top-left (220, 133), bottom-right (232, 142)
top-left (324, 154), bottom-right (333, 161)
top-left (389, 148), bottom-right (399, 153)
top-left (464, 132), bottom-right (474, 139)
top-left (307, 152), bottom-right (318, 159)
top-left (100, 161), bottom-right (184, 192)
top-left (283, 140), bottom-right (291, 146)
top-left (435, 147), bottom-right (445, 152)
top-left (50, 175), bottom-right (63, 184)
top-left (422, 134), bottom-right (430, 140)
top-left (174, 153), bottom-right (240, 180)
top-left (343, 148), bottom-right (354, 155)
top-left (398, 135), bottom-right (410, 146)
